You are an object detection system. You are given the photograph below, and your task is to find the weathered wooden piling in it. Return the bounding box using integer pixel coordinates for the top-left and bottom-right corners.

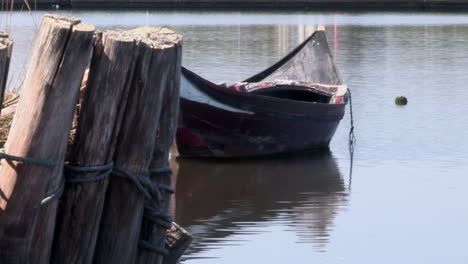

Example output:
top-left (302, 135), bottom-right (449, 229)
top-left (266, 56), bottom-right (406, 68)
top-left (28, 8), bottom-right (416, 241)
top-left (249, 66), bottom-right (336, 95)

top-left (0, 14), bottom-right (95, 264)
top-left (0, 33), bottom-right (13, 116)
top-left (137, 30), bottom-right (182, 264)
top-left (93, 27), bottom-right (182, 264)
top-left (30, 22), bottom-right (97, 264)
top-left (50, 31), bottom-right (139, 264)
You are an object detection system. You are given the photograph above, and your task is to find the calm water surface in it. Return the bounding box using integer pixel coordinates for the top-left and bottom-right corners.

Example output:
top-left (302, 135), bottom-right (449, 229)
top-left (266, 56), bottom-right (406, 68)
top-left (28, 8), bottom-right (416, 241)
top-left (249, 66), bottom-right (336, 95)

top-left (4, 10), bottom-right (468, 263)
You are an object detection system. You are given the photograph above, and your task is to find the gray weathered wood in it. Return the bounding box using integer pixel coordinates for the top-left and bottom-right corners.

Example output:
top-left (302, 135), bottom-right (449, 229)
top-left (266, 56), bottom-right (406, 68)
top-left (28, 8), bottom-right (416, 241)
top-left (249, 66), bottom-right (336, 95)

top-left (50, 30), bottom-right (139, 264)
top-left (30, 21), bottom-right (96, 264)
top-left (137, 31), bottom-right (182, 264)
top-left (94, 27), bottom-right (182, 264)
top-left (0, 14), bottom-right (94, 264)
top-left (0, 33), bottom-right (13, 117)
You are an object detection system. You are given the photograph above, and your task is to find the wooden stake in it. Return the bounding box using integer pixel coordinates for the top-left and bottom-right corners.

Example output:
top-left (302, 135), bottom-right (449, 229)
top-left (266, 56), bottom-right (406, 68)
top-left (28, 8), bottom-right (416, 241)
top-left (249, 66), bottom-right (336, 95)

top-left (137, 34), bottom-right (182, 264)
top-left (164, 222), bottom-right (194, 264)
top-left (50, 30), bottom-right (139, 264)
top-left (0, 33), bottom-right (13, 117)
top-left (94, 27), bottom-right (182, 264)
top-left (0, 15), bottom-right (94, 263)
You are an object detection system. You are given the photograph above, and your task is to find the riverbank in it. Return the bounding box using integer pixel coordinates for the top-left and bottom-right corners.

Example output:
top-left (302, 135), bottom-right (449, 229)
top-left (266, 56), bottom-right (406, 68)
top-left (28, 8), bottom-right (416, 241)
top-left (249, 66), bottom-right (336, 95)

top-left (9, 0), bottom-right (468, 10)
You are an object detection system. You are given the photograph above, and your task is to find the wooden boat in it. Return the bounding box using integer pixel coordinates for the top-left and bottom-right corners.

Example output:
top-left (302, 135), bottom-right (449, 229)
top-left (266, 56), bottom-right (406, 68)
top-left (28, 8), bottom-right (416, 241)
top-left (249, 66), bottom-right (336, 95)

top-left (176, 28), bottom-right (348, 158)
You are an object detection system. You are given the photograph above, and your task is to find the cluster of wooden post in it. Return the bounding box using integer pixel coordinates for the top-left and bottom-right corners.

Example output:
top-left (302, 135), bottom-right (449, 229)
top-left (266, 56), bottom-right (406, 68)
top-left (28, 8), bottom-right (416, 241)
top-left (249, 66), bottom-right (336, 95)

top-left (0, 14), bottom-right (190, 264)
top-left (0, 33), bottom-right (13, 117)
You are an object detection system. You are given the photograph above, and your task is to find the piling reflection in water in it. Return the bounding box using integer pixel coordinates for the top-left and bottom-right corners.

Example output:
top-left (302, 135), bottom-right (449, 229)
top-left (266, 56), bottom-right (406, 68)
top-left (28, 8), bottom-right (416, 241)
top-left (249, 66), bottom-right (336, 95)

top-left (172, 151), bottom-right (349, 260)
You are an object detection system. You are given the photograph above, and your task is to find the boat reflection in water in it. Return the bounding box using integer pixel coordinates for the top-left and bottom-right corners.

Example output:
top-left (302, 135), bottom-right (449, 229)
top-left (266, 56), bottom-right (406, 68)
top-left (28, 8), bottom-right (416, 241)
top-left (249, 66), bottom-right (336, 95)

top-left (172, 151), bottom-right (349, 261)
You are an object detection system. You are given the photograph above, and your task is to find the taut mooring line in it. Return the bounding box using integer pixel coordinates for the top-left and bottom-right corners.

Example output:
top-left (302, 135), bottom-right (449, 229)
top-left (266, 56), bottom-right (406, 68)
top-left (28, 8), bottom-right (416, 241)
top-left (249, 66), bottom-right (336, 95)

top-left (347, 89), bottom-right (356, 191)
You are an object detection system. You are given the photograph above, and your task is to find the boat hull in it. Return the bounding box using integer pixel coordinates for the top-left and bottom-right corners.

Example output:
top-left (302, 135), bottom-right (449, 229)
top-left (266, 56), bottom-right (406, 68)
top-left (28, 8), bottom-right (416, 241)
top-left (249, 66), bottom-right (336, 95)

top-left (177, 97), bottom-right (344, 158)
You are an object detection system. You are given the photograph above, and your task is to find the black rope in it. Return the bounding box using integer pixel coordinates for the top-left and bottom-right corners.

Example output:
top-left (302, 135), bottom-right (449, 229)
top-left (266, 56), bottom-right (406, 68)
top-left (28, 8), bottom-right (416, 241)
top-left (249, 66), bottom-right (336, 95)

top-left (144, 203), bottom-right (174, 229)
top-left (348, 89), bottom-right (356, 147)
top-left (39, 164), bottom-right (173, 212)
top-left (347, 89), bottom-right (356, 191)
top-left (0, 148), bottom-right (175, 252)
top-left (146, 167), bottom-right (175, 229)
top-left (112, 167), bottom-right (160, 201)
top-left (112, 166), bottom-right (175, 255)
top-left (112, 166), bottom-right (174, 205)
top-left (112, 166), bottom-right (174, 226)
top-left (0, 150), bottom-right (58, 167)
top-left (40, 162), bottom-right (114, 205)
top-left (150, 167), bottom-right (172, 175)
top-left (65, 162), bottom-right (114, 183)
top-left (157, 183), bottom-right (175, 194)
top-left (150, 167), bottom-right (175, 194)
top-left (0, 150), bottom-right (63, 205)
top-left (0, 146), bottom-right (175, 244)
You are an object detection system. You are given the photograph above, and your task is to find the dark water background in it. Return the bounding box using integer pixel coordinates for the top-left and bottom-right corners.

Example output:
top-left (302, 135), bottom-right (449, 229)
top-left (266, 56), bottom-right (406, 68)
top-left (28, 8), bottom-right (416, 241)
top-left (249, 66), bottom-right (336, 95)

top-left (3, 10), bottom-right (468, 263)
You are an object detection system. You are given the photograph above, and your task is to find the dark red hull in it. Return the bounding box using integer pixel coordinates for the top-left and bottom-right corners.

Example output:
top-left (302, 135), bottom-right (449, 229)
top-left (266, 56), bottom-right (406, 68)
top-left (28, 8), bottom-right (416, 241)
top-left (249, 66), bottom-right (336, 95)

top-left (176, 29), bottom-right (347, 157)
top-left (177, 98), bottom-right (343, 157)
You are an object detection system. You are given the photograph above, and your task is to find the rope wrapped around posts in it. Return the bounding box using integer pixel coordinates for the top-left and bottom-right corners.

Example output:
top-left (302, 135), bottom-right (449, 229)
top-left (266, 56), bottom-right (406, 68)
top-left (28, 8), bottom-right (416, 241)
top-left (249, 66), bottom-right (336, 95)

top-left (0, 150), bottom-right (62, 205)
top-left (144, 203), bottom-right (174, 230)
top-left (111, 166), bottom-right (175, 255)
top-left (149, 167), bottom-right (175, 195)
top-left (145, 167), bottom-right (175, 229)
top-left (38, 162), bottom-right (114, 206)
top-left (0, 149), bottom-right (174, 255)
top-left (64, 162), bottom-right (114, 183)
top-left (0, 151), bottom-right (58, 167)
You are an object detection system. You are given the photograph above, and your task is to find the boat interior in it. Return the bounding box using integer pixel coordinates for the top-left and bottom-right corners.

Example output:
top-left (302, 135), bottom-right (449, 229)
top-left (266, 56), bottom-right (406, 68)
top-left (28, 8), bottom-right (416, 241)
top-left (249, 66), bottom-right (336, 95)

top-left (248, 85), bottom-right (332, 103)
